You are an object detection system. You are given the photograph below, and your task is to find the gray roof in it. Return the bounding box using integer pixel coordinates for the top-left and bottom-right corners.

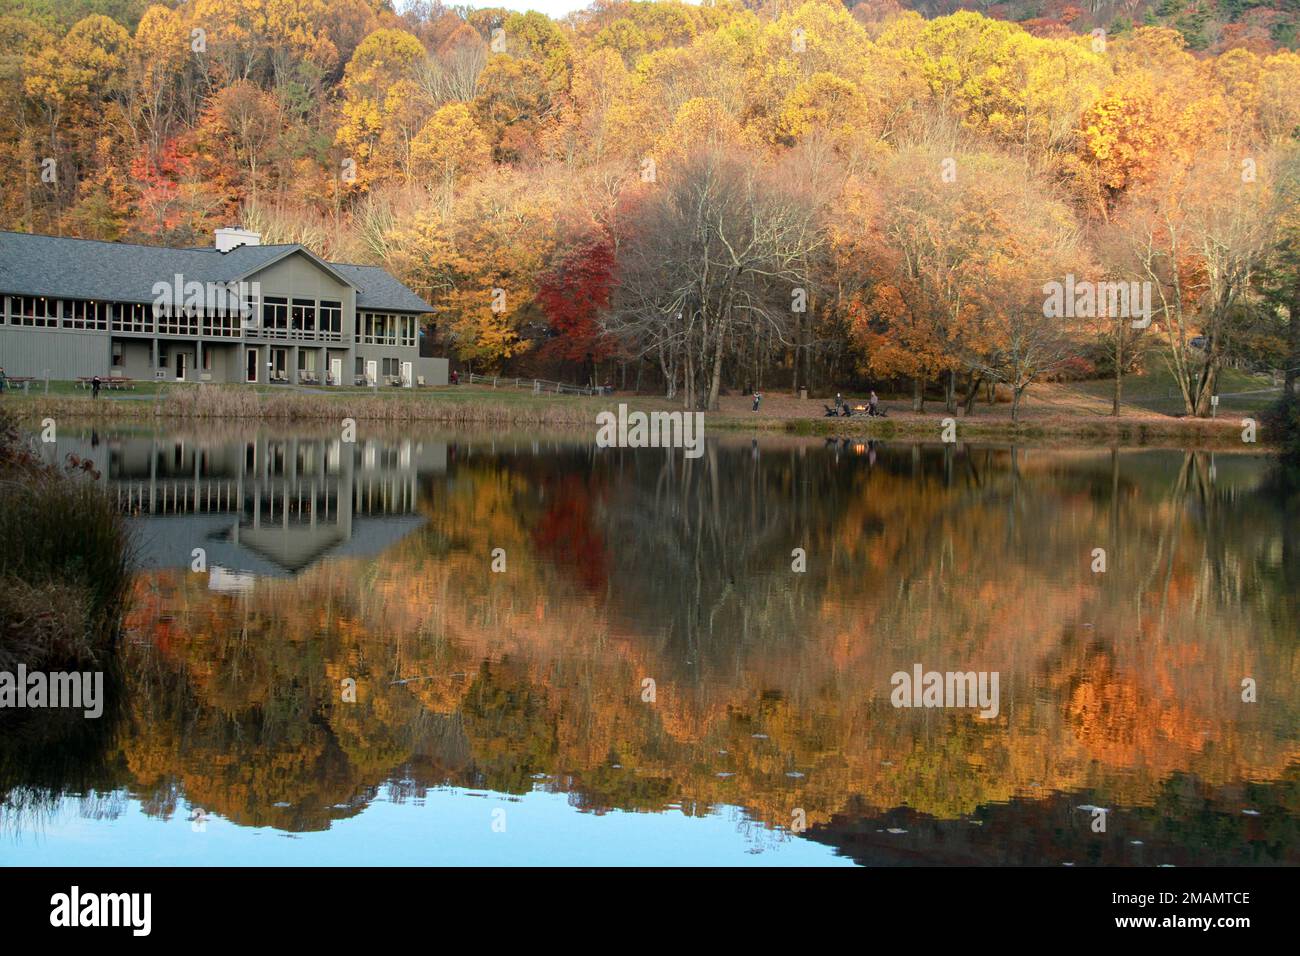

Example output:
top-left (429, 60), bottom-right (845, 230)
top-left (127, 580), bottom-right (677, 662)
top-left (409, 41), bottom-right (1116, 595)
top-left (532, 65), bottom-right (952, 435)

top-left (333, 262), bottom-right (436, 313)
top-left (0, 231), bottom-right (433, 313)
top-left (128, 512), bottom-right (428, 577)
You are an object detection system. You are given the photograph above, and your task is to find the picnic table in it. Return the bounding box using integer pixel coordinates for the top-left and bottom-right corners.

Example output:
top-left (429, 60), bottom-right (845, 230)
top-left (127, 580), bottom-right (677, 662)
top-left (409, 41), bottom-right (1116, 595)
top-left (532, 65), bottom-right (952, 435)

top-left (3, 376), bottom-right (35, 392)
top-left (75, 376), bottom-right (137, 391)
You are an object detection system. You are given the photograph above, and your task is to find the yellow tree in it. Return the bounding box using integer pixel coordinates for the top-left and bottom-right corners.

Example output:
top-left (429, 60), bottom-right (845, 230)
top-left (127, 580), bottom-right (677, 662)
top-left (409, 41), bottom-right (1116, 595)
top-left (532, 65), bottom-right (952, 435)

top-left (386, 170), bottom-right (561, 369)
top-left (410, 102), bottom-right (491, 213)
top-left (335, 27), bottom-right (425, 190)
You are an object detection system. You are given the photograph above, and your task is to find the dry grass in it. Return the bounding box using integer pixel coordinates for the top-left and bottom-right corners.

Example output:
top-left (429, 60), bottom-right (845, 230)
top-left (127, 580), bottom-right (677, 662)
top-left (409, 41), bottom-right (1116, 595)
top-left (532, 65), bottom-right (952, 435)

top-left (8, 383), bottom-right (609, 426)
top-left (163, 385), bottom-right (602, 424)
top-left (0, 410), bottom-right (134, 670)
top-left (0, 578), bottom-right (93, 673)
top-left (3, 380), bottom-right (1283, 447)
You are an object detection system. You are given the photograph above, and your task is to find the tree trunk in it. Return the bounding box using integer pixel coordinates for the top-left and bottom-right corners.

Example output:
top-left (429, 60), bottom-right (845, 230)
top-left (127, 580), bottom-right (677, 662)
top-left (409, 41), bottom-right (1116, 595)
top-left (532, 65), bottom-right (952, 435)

top-left (1288, 274), bottom-right (1300, 403)
top-left (1193, 352), bottom-right (1219, 418)
top-left (659, 343), bottom-right (676, 401)
top-left (912, 376), bottom-right (923, 413)
top-left (1011, 385), bottom-right (1024, 423)
top-left (962, 372), bottom-right (982, 416)
top-left (706, 321), bottom-right (727, 411)
top-left (684, 346), bottom-right (695, 411)
top-left (1112, 342), bottom-right (1123, 418)
top-left (944, 369), bottom-right (956, 414)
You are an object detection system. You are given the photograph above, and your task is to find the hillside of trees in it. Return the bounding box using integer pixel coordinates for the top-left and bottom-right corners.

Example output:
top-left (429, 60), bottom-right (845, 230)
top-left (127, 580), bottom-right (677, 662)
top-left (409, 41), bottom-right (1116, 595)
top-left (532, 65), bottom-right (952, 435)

top-left (863, 0), bottom-right (1300, 53)
top-left (2, 0), bottom-right (1299, 413)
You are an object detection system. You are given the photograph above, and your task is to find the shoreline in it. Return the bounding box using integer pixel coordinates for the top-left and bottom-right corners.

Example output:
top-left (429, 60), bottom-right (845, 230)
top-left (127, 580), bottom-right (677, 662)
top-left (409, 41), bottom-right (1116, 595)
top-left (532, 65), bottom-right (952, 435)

top-left (0, 384), bottom-right (1279, 450)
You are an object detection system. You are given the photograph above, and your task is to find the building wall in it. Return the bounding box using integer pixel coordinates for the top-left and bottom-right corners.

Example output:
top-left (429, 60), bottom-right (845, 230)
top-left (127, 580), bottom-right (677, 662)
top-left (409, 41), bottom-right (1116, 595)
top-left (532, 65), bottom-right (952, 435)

top-left (2, 248), bottom-right (441, 384)
top-left (353, 344), bottom-right (447, 386)
top-left (0, 325), bottom-right (110, 379)
top-left (1, 323), bottom-right (443, 386)
top-left (197, 342), bottom-right (240, 383)
top-left (117, 338), bottom-right (154, 380)
top-left (416, 356), bottom-right (449, 387)
top-left (254, 254), bottom-right (356, 333)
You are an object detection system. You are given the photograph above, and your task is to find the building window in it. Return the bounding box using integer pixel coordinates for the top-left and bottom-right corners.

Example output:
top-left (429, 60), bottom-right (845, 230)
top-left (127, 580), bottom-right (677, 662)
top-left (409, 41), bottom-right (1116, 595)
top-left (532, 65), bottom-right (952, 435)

top-left (359, 312), bottom-right (402, 345)
top-left (65, 300), bottom-right (107, 331)
top-left (292, 298), bottom-right (316, 337)
top-left (355, 357), bottom-right (364, 376)
top-left (262, 296), bottom-right (288, 335)
top-left (111, 341), bottom-right (124, 367)
top-left (156, 299), bottom-right (197, 335)
top-left (13, 296), bottom-right (59, 327)
top-left (111, 302), bottom-right (151, 333)
top-left (320, 300), bottom-right (341, 338)
top-left (202, 349), bottom-right (211, 371)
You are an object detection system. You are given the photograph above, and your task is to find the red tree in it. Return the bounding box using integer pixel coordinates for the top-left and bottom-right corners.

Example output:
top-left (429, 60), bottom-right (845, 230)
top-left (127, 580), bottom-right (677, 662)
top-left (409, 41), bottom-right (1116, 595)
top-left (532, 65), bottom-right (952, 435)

top-left (536, 232), bottom-right (618, 365)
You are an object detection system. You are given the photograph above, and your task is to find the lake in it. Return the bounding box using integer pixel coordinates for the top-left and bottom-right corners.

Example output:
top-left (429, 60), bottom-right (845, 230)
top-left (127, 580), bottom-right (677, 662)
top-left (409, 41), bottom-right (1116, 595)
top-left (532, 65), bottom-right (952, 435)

top-left (2, 424), bottom-right (1297, 866)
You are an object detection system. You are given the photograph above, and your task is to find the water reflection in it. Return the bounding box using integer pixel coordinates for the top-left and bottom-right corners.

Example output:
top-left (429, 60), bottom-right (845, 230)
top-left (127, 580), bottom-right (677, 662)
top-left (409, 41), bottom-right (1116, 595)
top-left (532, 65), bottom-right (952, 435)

top-left (64, 431), bottom-right (445, 579)
top-left (3, 428), bottom-right (1298, 865)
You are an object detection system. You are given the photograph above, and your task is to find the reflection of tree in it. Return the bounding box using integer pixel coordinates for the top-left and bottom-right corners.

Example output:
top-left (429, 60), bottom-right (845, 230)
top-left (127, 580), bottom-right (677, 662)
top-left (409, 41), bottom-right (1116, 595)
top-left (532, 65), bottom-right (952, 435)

top-left (7, 441), bottom-right (1298, 862)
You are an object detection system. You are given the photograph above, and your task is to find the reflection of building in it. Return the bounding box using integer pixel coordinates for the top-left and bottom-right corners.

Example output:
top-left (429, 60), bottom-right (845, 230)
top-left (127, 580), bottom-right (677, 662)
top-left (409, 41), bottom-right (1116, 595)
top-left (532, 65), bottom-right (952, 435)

top-left (61, 434), bottom-right (445, 579)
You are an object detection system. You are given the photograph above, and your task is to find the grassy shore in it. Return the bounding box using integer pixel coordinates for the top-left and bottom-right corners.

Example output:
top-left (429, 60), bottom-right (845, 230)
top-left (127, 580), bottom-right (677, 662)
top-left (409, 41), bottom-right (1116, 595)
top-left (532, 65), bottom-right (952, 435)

top-left (0, 377), bottom-right (1285, 447)
top-left (0, 410), bottom-right (133, 672)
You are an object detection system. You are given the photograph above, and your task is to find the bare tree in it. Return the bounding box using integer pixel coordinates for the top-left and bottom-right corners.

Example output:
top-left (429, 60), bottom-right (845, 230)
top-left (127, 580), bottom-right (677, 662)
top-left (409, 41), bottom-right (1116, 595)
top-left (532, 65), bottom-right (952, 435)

top-left (1119, 153), bottom-right (1279, 417)
top-left (608, 151), bottom-right (827, 410)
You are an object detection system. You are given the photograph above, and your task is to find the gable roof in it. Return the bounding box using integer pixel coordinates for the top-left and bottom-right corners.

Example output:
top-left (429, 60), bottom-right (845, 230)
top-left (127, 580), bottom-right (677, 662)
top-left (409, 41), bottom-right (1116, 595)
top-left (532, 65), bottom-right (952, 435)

top-left (0, 231), bottom-right (433, 313)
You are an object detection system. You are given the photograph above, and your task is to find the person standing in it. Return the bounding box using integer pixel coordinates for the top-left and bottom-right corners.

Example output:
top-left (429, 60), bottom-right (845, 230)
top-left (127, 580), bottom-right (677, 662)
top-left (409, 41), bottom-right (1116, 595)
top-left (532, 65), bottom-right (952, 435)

top-left (869, 391), bottom-right (879, 416)
top-left (752, 391), bottom-right (763, 412)
top-left (91, 375), bottom-right (101, 399)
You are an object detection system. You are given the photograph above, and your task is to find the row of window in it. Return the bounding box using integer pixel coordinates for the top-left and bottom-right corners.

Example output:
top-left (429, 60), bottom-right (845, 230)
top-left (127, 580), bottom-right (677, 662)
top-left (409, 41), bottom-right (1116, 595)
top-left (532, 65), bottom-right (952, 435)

top-left (3, 296), bottom-right (409, 343)
top-left (258, 297), bottom-right (343, 339)
top-left (353, 357), bottom-right (405, 376)
top-left (358, 311), bottom-right (417, 347)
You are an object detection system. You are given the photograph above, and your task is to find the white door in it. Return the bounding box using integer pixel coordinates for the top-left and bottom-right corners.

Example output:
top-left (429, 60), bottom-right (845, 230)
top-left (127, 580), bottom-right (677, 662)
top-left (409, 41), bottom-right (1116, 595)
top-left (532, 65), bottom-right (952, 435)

top-left (365, 360), bottom-right (377, 386)
top-left (175, 353), bottom-right (187, 381)
top-left (330, 358), bottom-right (342, 387)
top-left (401, 361), bottom-right (413, 388)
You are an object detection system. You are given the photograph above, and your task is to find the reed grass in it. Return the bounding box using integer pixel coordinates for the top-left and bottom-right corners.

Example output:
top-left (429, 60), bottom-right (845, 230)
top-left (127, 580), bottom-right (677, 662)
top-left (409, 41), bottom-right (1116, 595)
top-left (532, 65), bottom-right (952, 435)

top-left (0, 410), bottom-right (134, 670)
top-left (10, 384), bottom-right (606, 426)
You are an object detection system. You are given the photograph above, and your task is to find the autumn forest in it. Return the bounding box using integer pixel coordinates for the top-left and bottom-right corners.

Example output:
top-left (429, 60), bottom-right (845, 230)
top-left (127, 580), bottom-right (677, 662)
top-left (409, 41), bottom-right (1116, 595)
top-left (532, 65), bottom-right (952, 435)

top-left (2, 0), bottom-right (1300, 415)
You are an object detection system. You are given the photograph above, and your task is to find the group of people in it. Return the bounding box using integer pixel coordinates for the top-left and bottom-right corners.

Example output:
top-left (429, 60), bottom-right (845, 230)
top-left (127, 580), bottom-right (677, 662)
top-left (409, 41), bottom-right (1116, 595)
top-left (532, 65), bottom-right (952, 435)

top-left (827, 391), bottom-right (882, 417)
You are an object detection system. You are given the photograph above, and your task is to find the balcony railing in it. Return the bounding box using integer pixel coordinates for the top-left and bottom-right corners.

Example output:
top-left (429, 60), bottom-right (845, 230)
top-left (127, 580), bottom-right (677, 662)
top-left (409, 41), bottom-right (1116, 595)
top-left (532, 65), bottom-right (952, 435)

top-left (249, 326), bottom-right (344, 342)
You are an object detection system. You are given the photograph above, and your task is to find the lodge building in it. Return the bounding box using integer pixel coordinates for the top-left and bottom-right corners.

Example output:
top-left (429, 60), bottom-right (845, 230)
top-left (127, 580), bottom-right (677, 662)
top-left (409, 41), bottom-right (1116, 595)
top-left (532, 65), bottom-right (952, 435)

top-left (0, 228), bottom-right (447, 387)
